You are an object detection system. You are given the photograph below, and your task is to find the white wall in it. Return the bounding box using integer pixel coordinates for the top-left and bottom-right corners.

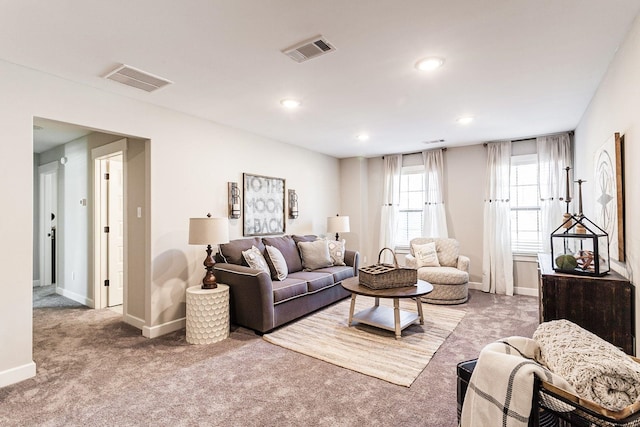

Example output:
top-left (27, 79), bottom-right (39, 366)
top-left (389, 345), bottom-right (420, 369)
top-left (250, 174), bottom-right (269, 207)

top-left (0, 58), bottom-right (341, 387)
top-left (574, 14), bottom-right (640, 342)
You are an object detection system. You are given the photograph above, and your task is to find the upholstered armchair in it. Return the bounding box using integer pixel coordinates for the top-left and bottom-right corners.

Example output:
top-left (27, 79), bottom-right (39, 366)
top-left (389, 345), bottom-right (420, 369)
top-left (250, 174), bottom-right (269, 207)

top-left (404, 237), bottom-right (469, 305)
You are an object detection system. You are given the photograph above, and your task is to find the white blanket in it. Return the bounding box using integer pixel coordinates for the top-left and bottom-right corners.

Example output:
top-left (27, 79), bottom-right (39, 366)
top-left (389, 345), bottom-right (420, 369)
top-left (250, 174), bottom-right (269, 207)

top-left (534, 319), bottom-right (640, 411)
top-left (460, 336), bottom-right (574, 427)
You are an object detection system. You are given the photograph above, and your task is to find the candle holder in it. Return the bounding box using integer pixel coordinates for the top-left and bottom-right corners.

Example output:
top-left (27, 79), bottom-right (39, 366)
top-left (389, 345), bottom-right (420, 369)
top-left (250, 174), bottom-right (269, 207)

top-left (228, 182), bottom-right (241, 219)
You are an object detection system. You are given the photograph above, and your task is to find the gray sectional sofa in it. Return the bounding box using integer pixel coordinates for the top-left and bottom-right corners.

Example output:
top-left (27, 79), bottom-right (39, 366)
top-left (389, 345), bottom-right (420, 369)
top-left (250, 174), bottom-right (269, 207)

top-left (213, 235), bottom-right (359, 333)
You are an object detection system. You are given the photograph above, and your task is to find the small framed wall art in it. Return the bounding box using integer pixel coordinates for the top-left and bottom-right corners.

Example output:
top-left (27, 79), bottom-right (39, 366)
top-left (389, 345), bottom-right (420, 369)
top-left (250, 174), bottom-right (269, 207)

top-left (243, 173), bottom-right (285, 236)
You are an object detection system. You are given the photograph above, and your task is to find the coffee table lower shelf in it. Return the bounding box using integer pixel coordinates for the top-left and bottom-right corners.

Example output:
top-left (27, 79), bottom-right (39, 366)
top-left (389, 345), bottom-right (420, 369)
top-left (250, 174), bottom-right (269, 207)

top-left (351, 304), bottom-right (420, 336)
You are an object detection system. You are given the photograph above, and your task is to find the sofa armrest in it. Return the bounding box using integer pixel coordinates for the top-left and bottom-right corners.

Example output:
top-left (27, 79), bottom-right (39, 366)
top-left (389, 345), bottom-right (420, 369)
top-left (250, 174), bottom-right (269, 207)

top-left (457, 255), bottom-right (470, 273)
top-left (405, 254), bottom-right (418, 269)
top-left (213, 263), bottom-right (275, 333)
top-left (344, 250), bottom-right (360, 276)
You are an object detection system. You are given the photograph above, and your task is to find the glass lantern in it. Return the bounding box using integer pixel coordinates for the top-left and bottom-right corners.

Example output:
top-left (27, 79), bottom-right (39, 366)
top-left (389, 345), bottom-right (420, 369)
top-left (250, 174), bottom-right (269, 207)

top-left (550, 214), bottom-right (610, 276)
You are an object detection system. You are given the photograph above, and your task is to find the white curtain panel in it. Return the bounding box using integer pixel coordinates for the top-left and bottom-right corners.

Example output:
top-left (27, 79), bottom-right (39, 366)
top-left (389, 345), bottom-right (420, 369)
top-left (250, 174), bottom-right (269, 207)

top-left (482, 141), bottom-right (514, 295)
top-left (537, 133), bottom-right (573, 253)
top-left (379, 154), bottom-right (402, 263)
top-left (422, 149), bottom-right (449, 237)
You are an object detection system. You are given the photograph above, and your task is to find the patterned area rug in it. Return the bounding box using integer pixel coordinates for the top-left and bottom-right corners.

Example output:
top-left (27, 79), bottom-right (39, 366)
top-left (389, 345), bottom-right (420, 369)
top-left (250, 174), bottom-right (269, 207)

top-left (263, 296), bottom-right (466, 387)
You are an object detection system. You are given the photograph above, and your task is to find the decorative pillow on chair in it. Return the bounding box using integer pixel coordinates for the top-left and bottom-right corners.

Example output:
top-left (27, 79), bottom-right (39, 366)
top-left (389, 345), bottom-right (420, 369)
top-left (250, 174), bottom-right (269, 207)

top-left (324, 238), bottom-right (346, 266)
top-left (412, 242), bottom-right (441, 267)
top-left (297, 240), bottom-right (333, 270)
top-left (241, 246), bottom-right (270, 274)
top-left (264, 245), bottom-right (288, 281)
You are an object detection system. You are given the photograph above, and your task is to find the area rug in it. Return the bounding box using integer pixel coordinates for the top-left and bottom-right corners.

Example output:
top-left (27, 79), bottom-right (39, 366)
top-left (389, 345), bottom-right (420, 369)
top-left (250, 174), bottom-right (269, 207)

top-left (263, 296), bottom-right (466, 387)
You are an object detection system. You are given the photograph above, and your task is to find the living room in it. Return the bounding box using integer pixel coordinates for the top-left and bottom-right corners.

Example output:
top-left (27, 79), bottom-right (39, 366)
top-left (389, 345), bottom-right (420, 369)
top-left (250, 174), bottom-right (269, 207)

top-left (2, 1), bottom-right (640, 424)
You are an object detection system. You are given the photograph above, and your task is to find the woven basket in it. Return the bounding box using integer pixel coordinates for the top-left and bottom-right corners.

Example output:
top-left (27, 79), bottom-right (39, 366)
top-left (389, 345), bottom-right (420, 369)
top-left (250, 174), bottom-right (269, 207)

top-left (359, 248), bottom-right (417, 289)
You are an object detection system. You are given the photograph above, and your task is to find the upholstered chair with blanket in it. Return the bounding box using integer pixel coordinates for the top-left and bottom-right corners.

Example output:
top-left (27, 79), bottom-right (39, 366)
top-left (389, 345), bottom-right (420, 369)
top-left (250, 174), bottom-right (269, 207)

top-left (404, 237), bottom-right (469, 305)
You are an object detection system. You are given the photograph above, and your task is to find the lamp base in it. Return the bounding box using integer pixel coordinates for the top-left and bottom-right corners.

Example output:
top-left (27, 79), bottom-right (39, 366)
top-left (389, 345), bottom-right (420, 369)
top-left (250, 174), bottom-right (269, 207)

top-left (201, 244), bottom-right (218, 289)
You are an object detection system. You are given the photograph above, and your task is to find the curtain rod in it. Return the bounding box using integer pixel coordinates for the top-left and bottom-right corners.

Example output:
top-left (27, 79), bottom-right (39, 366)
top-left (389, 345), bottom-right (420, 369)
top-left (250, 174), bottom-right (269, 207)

top-left (483, 130), bottom-right (574, 146)
top-left (382, 147), bottom-right (447, 159)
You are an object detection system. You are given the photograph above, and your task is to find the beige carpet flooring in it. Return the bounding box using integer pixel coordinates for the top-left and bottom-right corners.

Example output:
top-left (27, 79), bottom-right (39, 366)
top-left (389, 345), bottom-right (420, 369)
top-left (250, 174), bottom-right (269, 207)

top-left (264, 296), bottom-right (466, 386)
top-left (0, 288), bottom-right (539, 426)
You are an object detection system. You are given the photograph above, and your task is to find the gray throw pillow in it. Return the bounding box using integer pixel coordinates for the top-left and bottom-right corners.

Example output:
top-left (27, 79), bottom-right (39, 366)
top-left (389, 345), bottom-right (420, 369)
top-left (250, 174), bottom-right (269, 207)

top-left (297, 240), bottom-right (333, 271)
top-left (241, 246), bottom-right (270, 274)
top-left (265, 245), bottom-right (288, 281)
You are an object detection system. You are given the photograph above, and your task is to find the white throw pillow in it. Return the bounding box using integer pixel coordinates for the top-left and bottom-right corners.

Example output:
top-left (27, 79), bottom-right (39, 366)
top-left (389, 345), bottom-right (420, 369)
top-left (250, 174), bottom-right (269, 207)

top-left (241, 245), bottom-right (270, 274)
top-left (265, 245), bottom-right (288, 281)
top-left (297, 239), bottom-right (333, 270)
top-left (323, 238), bottom-right (346, 266)
top-left (413, 242), bottom-right (440, 268)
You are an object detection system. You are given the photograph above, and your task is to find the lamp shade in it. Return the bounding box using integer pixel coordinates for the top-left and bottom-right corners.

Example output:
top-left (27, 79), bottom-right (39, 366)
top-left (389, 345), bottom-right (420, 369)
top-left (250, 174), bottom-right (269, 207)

top-left (188, 217), bottom-right (230, 245)
top-left (327, 215), bottom-right (350, 234)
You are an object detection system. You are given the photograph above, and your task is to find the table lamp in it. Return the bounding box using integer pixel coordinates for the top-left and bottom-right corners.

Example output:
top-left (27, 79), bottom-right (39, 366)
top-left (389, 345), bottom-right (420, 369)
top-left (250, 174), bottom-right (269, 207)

top-left (189, 214), bottom-right (230, 289)
top-left (327, 214), bottom-right (350, 241)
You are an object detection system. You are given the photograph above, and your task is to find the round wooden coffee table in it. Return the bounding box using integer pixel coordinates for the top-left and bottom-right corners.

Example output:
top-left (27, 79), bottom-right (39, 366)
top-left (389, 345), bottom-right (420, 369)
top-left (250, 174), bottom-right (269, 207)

top-left (341, 277), bottom-right (433, 339)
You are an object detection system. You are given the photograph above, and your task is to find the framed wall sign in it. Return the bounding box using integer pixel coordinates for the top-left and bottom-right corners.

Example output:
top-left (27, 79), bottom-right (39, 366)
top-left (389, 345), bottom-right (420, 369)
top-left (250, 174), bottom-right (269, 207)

top-left (594, 132), bottom-right (625, 262)
top-left (243, 173), bottom-right (285, 236)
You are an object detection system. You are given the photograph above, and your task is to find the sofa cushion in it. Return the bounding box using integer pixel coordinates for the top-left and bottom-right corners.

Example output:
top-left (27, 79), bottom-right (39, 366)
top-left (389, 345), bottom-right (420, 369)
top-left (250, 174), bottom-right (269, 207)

top-left (219, 237), bottom-right (264, 266)
top-left (292, 234), bottom-right (317, 245)
top-left (413, 241), bottom-right (441, 267)
top-left (417, 266), bottom-right (468, 285)
top-left (298, 240), bottom-right (333, 270)
top-left (315, 265), bottom-right (354, 283)
top-left (242, 245), bottom-right (270, 274)
top-left (288, 271), bottom-right (335, 293)
top-left (262, 236), bottom-right (303, 273)
top-left (264, 245), bottom-right (288, 281)
top-left (272, 277), bottom-right (308, 304)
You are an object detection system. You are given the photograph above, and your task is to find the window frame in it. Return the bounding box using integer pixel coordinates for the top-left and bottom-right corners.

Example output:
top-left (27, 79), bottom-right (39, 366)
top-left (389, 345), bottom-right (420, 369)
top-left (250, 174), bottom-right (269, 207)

top-left (510, 153), bottom-right (543, 254)
top-left (396, 165), bottom-right (424, 251)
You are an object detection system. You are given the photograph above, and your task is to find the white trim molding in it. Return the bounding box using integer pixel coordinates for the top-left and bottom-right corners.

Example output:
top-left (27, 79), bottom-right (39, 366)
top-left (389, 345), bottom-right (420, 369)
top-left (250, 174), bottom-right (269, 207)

top-left (32, 280), bottom-right (41, 287)
top-left (0, 361), bottom-right (36, 388)
top-left (124, 313), bottom-right (145, 331)
top-left (469, 281), bottom-right (538, 297)
top-left (56, 287), bottom-right (91, 306)
top-left (142, 317), bottom-right (185, 338)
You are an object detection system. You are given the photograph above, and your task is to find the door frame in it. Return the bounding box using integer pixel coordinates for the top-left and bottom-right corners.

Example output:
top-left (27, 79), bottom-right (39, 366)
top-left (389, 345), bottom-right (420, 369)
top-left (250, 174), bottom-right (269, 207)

top-left (38, 161), bottom-right (59, 289)
top-left (92, 139), bottom-right (127, 310)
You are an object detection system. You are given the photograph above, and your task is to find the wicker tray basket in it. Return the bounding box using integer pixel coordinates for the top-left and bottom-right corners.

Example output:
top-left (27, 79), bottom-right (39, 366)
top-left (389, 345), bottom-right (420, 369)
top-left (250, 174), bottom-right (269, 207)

top-left (534, 355), bottom-right (640, 426)
top-left (359, 248), bottom-right (417, 289)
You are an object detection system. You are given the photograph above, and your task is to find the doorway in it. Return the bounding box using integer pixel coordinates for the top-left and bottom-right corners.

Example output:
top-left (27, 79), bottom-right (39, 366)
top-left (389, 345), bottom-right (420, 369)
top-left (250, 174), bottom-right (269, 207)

top-left (38, 161), bottom-right (59, 289)
top-left (93, 139), bottom-right (127, 309)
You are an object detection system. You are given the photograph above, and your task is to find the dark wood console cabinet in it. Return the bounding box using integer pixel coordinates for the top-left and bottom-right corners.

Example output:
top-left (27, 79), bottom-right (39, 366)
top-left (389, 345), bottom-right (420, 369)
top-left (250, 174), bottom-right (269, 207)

top-left (538, 254), bottom-right (635, 355)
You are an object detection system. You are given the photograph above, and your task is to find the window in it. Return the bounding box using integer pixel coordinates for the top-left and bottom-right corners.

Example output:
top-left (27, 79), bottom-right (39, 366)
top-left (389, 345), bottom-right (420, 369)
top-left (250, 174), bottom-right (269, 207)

top-left (510, 154), bottom-right (542, 253)
top-left (396, 165), bottom-right (424, 248)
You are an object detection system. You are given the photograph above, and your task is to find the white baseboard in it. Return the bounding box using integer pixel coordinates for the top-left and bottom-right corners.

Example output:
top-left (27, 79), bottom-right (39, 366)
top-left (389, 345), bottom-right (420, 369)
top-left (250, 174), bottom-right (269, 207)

top-left (56, 287), bottom-right (91, 306)
top-left (124, 313), bottom-right (145, 331)
top-left (32, 280), bottom-right (41, 287)
top-left (0, 361), bottom-right (36, 388)
top-left (142, 317), bottom-right (185, 338)
top-left (468, 281), bottom-right (538, 297)
top-left (514, 286), bottom-right (538, 297)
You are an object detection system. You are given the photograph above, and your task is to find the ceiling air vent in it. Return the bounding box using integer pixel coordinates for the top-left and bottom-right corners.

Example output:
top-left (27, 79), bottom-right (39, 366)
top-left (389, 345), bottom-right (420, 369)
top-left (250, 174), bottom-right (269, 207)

top-left (282, 35), bottom-right (336, 63)
top-left (103, 64), bottom-right (172, 92)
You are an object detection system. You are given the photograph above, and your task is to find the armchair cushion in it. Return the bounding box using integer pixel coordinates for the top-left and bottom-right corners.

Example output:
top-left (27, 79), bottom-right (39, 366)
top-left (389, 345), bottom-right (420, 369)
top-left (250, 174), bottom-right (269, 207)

top-left (417, 266), bottom-right (469, 285)
top-left (409, 237), bottom-right (460, 267)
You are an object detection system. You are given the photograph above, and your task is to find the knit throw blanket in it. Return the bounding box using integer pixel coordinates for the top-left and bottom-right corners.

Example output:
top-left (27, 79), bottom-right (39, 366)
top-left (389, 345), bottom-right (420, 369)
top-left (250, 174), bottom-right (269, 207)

top-left (460, 336), bottom-right (574, 427)
top-left (534, 319), bottom-right (640, 411)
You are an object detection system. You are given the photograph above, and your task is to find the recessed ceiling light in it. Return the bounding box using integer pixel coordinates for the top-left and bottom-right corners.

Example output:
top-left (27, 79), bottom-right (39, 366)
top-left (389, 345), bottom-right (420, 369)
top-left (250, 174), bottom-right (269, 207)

top-left (356, 134), bottom-right (370, 141)
top-left (415, 57), bottom-right (444, 72)
top-left (457, 116), bottom-right (474, 125)
top-left (280, 98), bottom-right (301, 109)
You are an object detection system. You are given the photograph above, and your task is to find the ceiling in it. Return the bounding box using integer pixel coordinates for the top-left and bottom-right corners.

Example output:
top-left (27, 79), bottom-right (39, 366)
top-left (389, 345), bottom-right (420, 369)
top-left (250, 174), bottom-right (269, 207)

top-left (6, 1), bottom-right (640, 158)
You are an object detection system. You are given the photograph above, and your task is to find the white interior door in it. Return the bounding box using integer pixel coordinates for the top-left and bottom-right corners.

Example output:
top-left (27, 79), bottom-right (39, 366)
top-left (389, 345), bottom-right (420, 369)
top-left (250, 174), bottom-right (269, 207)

top-left (39, 162), bottom-right (58, 288)
top-left (106, 155), bottom-right (124, 307)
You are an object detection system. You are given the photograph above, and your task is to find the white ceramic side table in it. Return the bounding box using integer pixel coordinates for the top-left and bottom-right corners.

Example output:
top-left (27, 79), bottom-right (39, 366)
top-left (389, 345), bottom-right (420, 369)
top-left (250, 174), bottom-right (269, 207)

top-left (186, 284), bottom-right (230, 344)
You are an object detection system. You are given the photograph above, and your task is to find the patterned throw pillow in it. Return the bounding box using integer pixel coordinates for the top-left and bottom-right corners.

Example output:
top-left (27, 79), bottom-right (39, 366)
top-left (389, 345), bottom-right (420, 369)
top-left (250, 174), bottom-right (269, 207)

top-left (325, 238), bottom-right (346, 266)
top-left (264, 245), bottom-right (288, 281)
top-left (297, 240), bottom-right (333, 270)
top-left (241, 246), bottom-right (270, 274)
top-left (412, 242), bottom-right (441, 268)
